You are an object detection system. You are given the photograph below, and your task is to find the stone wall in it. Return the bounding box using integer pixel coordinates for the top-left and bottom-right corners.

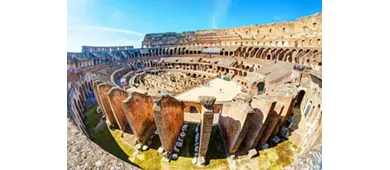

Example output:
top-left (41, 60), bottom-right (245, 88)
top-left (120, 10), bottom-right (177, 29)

top-left (142, 12), bottom-right (322, 48)
top-left (153, 95), bottom-right (184, 153)
top-left (97, 83), bottom-right (117, 126)
top-left (218, 94), bottom-right (254, 154)
top-left (122, 92), bottom-right (156, 144)
top-left (67, 118), bottom-right (141, 170)
top-left (243, 97), bottom-right (272, 150)
top-left (183, 102), bottom-right (202, 113)
top-left (68, 79), bottom-right (92, 136)
top-left (272, 96), bottom-right (295, 136)
top-left (257, 102), bottom-right (279, 146)
top-left (107, 87), bottom-right (130, 132)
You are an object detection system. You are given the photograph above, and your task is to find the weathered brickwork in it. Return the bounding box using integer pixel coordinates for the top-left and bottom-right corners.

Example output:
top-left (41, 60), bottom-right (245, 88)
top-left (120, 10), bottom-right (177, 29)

top-left (97, 83), bottom-right (117, 125)
top-left (122, 92), bottom-right (156, 144)
top-left (153, 95), bottom-right (184, 153)
top-left (107, 87), bottom-right (130, 132)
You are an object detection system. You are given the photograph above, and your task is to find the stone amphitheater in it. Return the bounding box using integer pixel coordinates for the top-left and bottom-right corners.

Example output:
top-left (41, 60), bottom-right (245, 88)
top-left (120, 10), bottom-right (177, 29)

top-left (67, 12), bottom-right (322, 170)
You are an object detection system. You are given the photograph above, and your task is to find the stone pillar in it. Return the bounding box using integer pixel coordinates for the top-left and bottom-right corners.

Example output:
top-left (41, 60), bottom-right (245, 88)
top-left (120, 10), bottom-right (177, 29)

top-left (197, 96), bottom-right (216, 166)
top-left (272, 96), bottom-right (294, 136)
top-left (258, 102), bottom-right (283, 146)
top-left (243, 96), bottom-right (272, 150)
top-left (107, 87), bottom-right (130, 132)
top-left (122, 92), bottom-right (155, 144)
top-left (219, 93), bottom-right (254, 154)
top-left (97, 83), bottom-right (117, 126)
top-left (152, 94), bottom-right (184, 154)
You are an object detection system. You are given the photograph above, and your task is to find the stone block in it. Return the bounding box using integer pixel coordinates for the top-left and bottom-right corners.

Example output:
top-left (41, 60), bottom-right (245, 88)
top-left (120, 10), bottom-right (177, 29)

top-left (247, 149), bottom-right (258, 159)
top-left (135, 144), bottom-right (142, 151)
top-left (157, 147), bottom-right (164, 154)
top-left (142, 145), bottom-right (149, 151)
top-left (197, 156), bottom-right (206, 167)
top-left (192, 157), bottom-right (198, 164)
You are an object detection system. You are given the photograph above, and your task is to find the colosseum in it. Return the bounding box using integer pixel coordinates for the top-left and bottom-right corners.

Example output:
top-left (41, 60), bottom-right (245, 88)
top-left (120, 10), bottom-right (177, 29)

top-left (67, 12), bottom-right (322, 169)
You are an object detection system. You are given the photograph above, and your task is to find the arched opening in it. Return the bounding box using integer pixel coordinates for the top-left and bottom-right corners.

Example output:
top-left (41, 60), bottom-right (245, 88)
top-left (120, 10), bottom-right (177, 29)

top-left (267, 54), bottom-right (271, 60)
top-left (308, 105), bottom-right (316, 120)
top-left (295, 90), bottom-right (306, 108)
top-left (304, 101), bottom-right (312, 118)
top-left (225, 51), bottom-right (228, 56)
top-left (257, 82), bottom-right (265, 93)
top-left (190, 106), bottom-right (200, 113)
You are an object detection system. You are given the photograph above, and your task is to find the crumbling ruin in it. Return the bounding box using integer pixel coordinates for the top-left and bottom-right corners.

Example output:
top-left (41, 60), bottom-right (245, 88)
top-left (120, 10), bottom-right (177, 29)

top-left (67, 12), bottom-right (322, 169)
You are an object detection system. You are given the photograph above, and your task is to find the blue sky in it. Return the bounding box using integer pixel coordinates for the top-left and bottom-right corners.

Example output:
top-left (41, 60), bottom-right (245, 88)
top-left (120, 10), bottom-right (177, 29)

top-left (67, 0), bottom-right (322, 52)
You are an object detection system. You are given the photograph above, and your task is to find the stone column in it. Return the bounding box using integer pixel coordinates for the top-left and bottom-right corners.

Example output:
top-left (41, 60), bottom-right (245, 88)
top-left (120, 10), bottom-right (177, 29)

top-left (152, 93), bottom-right (166, 145)
top-left (197, 96), bottom-right (216, 166)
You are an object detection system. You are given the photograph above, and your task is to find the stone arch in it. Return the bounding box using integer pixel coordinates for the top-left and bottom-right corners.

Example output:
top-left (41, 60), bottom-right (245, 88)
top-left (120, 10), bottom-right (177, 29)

top-left (190, 106), bottom-right (200, 113)
top-left (274, 48), bottom-right (284, 60)
top-left (257, 82), bottom-right (265, 93)
top-left (266, 54), bottom-right (271, 60)
top-left (295, 90), bottom-right (306, 108)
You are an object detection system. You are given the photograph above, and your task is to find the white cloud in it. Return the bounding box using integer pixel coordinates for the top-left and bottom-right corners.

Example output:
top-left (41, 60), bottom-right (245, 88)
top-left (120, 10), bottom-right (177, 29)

top-left (67, 0), bottom-right (145, 51)
top-left (68, 26), bottom-right (145, 37)
top-left (123, 38), bottom-right (144, 49)
top-left (67, 28), bottom-right (144, 52)
top-left (211, 0), bottom-right (232, 28)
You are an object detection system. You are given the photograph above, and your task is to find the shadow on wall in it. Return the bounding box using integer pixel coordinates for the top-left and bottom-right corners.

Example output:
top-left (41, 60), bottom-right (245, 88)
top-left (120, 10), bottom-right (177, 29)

top-left (173, 123), bottom-right (227, 167)
top-left (83, 104), bottom-right (142, 169)
top-left (289, 107), bottom-right (302, 132)
top-left (219, 115), bottom-right (244, 155)
top-left (235, 107), bottom-right (265, 156)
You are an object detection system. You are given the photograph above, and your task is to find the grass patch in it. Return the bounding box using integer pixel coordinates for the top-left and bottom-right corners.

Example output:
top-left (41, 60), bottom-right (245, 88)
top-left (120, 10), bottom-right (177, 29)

top-left (256, 140), bottom-right (300, 170)
top-left (205, 126), bottom-right (228, 169)
top-left (84, 105), bottom-right (139, 168)
top-left (168, 124), bottom-right (229, 170)
top-left (110, 129), bottom-right (162, 169)
top-left (84, 106), bottom-right (230, 169)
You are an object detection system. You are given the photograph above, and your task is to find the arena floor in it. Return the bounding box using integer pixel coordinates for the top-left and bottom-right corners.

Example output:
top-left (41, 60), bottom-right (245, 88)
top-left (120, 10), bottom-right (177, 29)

top-left (175, 78), bottom-right (242, 102)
